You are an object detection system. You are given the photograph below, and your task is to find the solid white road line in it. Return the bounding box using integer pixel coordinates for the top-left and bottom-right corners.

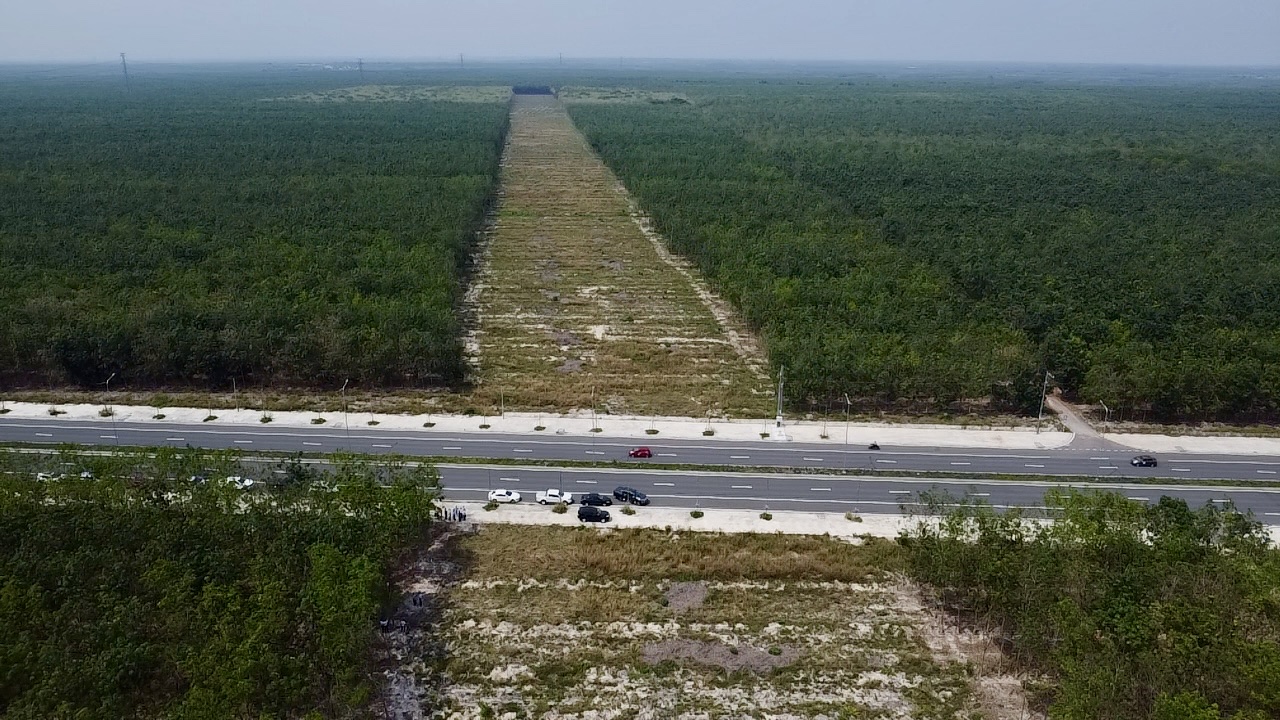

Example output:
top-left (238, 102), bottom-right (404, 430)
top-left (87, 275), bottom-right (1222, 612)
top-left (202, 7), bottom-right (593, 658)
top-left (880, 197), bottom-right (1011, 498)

top-left (658, 453), bottom-right (678, 457)
top-left (443, 446), bottom-right (462, 450)
top-left (730, 455), bottom-right (750, 459)
top-left (876, 459), bottom-right (897, 464)
top-left (811, 487), bottom-right (832, 492)
top-left (889, 490), bottom-right (911, 495)
top-left (303, 442), bottom-right (322, 446)
top-left (654, 482), bottom-right (675, 486)
top-left (731, 485), bottom-right (753, 489)
top-left (1025, 464), bottom-right (1046, 468)
top-left (513, 449), bottom-right (532, 453)
top-left (234, 440), bottom-right (253, 444)
top-left (803, 457), bottom-right (824, 461)
top-left (165, 437), bottom-right (185, 441)
top-left (1099, 465), bottom-right (1119, 469)
top-left (35, 433), bottom-right (53, 437)
top-left (575, 480), bottom-right (597, 484)
top-left (372, 444), bottom-right (392, 448)
top-left (951, 462), bottom-right (971, 466)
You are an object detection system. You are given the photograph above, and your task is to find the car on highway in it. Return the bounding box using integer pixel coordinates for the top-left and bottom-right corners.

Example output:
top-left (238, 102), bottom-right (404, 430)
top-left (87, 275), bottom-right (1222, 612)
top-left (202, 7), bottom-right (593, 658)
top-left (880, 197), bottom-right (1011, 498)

top-left (536, 488), bottom-right (574, 504)
top-left (579, 492), bottom-right (613, 506)
top-left (488, 488), bottom-right (522, 504)
top-left (613, 486), bottom-right (650, 505)
top-left (1130, 455), bottom-right (1158, 468)
top-left (225, 476), bottom-right (255, 490)
top-left (628, 447), bottom-right (653, 458)
top-left (577, 505), bottom-right (611, 523)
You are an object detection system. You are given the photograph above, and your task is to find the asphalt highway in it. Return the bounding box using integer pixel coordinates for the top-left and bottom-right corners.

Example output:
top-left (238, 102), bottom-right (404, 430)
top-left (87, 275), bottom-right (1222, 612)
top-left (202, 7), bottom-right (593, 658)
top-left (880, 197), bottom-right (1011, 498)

top-left (3, 418), bottom-right (1280, 484)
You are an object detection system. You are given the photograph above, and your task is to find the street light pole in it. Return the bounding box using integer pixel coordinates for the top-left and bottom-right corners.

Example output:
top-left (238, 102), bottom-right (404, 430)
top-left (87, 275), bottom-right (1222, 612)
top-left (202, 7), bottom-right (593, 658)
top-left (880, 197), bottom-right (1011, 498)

top-left (341, 379), bottom-right (350, 440)
top-left (1036, 371), bottom-right (1054, 434)
top-left (104, 373), bottom-right (118, 447)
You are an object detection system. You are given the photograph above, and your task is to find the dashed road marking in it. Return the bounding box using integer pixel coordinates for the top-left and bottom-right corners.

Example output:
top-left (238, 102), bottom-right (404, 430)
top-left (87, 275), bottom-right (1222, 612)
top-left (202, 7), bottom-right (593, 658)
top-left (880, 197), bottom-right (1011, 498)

top-left (35, 433), bottom-right (53, 437)
top-left (575, 480), bottom-right (597, 484)
top-left (654, 482), bottom-right (675, 487)
top-left (513, 449), bottom-right (532, 453)
top-left (100, 435), bottom-right (116, 439)
top-left (803, 457), bottom-right (824, 461)
top-left (876, 459), bottom-right (897, 464)
top-left (234, 440), bottom-right (253, 444)
top-left (1127, 497), bottom-right (1150, 502)
top-left (443, 446), bottom-right (462, 450)
top-left (1099, 465), bottom-right (1119, 470)
top-left (730, 455), bottom-right (750, 459)
top-left (303, 442), bottom-right (322, 446)
top-left (889, 490), bottom-right (911, 495)
top-left (951, 461), bottom-right (971, 466)
top-left (731, 485), bottom-right (753, 489)
top-left (1025, 464), bottom-right (1045, 468)
top-left (810, 487), bottom-right (832, 492)
top-left (372, 444), bottom-right (393, 448)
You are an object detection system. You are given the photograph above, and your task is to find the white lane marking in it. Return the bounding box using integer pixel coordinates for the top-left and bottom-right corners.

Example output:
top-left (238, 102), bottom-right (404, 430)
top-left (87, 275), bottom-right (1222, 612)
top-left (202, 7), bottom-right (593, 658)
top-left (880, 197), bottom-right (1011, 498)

top-left (575, 480), bottom-right (598, 484)
top-left (100, 435), bottom-right (116, 439)
top-left (876, 459), bottom-right (897, 464)
top-left (35, 433), bottom-right (53, 437)
top-left (585, 451), bottom-right (604, 455)
top-left (372, 444), bottom-right (393, 448)
top-left (971, 493), bottom-right (990, 497)
top-left (514, 449), bottom-right (532, 453)
top-left (810, 487), bottom-right (832, 492)
top-left (303, 442), bottom-right (322, 446)
top-left (1266, 513), bottom-right (1280, 517)
top-left (1172, 468), bottom-right (1191, 472)
top-left (1258, 470), bottom-right (1277, 475)
top-left (951, 462), bottom-right (971, 466)
top-left (889, 490), bottom-right (911, 495)
top-left (443, 446), bottom-right (462, 450)
top-left (657, 453), bottom-right (678, 457)
top-left (730, 455), bottom-right (750, 459)
top-left (1090, 457), bottom-right (1109, 460)
top-left (654, 482), bottom-right (675, 486)
top-left (1128, 497), bottom-right (1150, 502)
top-left (165, 437), bottom-right (184, 441)
top-left (234, 440), bottom-right (253, 444)
top-left (1025, 464), bottom-right (1045, 468)
top-left (731, 485), bottom-right (753, 489)
top-left (803, 457), bottom-right (824, 461)
top-left (499, 477), bottom-right (520, 482)
top-left (1099, 465), bottom-right (1119, 469)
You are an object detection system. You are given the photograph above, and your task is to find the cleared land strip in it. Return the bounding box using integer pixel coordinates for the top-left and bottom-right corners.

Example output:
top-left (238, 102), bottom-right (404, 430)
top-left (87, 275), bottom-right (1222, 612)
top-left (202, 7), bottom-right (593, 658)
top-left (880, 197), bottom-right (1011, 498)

top-left (467, 95), bottom-right (771, 418)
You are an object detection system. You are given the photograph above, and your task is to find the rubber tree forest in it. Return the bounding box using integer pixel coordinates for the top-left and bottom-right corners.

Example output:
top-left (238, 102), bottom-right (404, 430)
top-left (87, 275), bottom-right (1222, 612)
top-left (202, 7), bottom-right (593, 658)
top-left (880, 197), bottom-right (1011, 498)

top-left (569, 80), bottom-right (1280, 421)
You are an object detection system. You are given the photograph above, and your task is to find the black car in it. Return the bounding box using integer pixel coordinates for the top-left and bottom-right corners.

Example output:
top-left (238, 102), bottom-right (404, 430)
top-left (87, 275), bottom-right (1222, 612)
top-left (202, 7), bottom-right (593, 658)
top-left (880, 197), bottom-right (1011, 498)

top-left (1131, 455), bottom-right (1158, 468)
top-left (613, 486), bottom-right (651, 506)
top-left (577, 506), bottom-right (611, 523)
top-left (579, 492), bottom-right (613, 506)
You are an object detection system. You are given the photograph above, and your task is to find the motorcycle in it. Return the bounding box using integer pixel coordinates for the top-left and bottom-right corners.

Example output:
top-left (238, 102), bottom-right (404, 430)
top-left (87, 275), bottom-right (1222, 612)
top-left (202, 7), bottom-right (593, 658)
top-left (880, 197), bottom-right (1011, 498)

top-left (868, 442), bottom-right (880, 450)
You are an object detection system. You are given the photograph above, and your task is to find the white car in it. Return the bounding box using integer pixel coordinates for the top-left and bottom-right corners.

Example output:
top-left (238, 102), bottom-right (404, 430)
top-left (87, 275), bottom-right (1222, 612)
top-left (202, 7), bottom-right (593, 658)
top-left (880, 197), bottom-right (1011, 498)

top-left (488, 489), bottom-right (522, 504)
top-left (536, 488), bottom-right (574, 505)
top-left (225, 476), bottom-right (255, 491)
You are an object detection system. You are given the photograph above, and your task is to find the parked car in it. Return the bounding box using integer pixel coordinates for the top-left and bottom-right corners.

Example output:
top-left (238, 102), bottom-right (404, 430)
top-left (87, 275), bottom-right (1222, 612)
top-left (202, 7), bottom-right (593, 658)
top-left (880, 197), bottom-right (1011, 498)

top-left (613, 486), bottom-right (651, 506)
top-left (225, 476), bottom-right (255, 490)
top-left (536, 488), bottom-right (574, 504)
top-left (579, 492), bottom-right (613, 506)
top-left (1130, 455), bottom-right (1158, 468)
top-left (488, 488), bottom-right (522, 503)
top-left (628, 447), bottom-right (653, 458)
top-left (35, 472), bottom-right (62, 481)
top-left (577, 506), bottom-right (611, 523)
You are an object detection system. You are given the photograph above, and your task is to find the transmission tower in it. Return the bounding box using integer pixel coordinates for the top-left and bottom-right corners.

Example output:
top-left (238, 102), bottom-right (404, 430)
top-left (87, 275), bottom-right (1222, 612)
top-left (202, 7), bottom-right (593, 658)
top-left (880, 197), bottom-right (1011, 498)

top-left (459, 53), bottom-right (464, 68)
top-left (357, 57), bottom-right (364, 83)
top-left (119, 52), bottom-right (131, 92)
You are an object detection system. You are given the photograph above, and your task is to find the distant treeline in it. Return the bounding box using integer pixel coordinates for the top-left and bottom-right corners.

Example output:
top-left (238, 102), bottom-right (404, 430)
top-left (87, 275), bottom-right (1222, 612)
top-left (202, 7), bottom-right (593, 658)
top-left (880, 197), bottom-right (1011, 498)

top-left (0, 81), bottom-right (509, 389)
top-left (570, 82), bottom-right (1280, 420)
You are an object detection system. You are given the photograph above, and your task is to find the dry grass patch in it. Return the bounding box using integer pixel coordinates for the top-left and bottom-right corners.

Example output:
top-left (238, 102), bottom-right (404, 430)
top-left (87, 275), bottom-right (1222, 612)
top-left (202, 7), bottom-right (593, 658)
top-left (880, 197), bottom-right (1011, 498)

top-left (430, 525), bottom-right (1038, 718)
top-left (465, 94), bottom-right (771, 418)
top-left (266, 85), bottom-right (512, 103)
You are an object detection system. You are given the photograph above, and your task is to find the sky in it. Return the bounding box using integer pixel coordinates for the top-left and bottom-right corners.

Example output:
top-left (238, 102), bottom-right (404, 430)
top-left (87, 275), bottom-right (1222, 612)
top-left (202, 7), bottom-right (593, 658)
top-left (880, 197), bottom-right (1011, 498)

top-left (2, 0), bottom-right (1278, 66)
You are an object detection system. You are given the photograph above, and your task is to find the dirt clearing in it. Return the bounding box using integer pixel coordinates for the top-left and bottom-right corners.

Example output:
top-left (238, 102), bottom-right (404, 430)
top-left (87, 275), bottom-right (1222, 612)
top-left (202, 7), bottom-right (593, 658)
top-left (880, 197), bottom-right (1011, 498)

top-left (465, 95), bottom-right (772, 418)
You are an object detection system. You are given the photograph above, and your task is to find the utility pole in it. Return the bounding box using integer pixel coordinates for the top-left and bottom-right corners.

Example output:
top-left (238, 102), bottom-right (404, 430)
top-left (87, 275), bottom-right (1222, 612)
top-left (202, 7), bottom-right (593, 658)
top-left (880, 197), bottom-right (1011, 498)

top-left (775, 366), bottom-right (785, 428)
top-left (459, 53), bottom-right (464, 68)
top-left (357, 57), bottom-right (364, 83)
top-left (1036, 371), bottom-right (1054, 434)
top-left (119, 53), bottom-right (131, 92)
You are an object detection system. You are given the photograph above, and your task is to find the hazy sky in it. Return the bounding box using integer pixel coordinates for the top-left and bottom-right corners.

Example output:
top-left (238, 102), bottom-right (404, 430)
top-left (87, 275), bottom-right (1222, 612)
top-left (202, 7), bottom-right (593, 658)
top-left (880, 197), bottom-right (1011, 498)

top-left (3, 0), bottom-right (1278, 66)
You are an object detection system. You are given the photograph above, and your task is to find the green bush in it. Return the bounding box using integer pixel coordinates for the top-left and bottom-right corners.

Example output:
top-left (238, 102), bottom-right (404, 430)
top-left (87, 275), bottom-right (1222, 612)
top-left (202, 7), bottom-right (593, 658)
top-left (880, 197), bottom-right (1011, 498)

top-left (760, 512), bottom-right (773, 521)
top-left (690, 510), bottom-right (704, 519)
top-left (621, 505), bottom-right (636, 516)
top-left (484, 500), bottom-right (499, 511)
top-left (552, 502), bottom-right (568, 514)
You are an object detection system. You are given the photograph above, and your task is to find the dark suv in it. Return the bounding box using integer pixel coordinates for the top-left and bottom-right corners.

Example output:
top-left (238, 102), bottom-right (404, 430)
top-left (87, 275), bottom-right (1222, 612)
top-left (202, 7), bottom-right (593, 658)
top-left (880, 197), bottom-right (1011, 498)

top-left (577, 505), bottom-right (611, 523)
top-left (1130, 455), bottom-right (1158, 468)
top-left (613, 486), bottom-right (651, 506)
top-left (580, 492), bottom-right (613, 506)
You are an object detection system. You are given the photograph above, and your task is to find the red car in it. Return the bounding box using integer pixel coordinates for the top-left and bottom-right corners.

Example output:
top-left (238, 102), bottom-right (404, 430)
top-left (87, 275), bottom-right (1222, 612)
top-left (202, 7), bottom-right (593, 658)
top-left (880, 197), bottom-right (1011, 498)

top-left (628, 447), bottom-right (653, 459)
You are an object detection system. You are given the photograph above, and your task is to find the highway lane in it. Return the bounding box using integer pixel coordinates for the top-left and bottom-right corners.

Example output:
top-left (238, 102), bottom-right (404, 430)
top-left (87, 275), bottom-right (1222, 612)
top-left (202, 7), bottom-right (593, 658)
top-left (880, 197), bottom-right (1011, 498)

top-left (434, 465), bottom-right (1280, 518)
top-left (4, 417), bottom-right (1280, 483)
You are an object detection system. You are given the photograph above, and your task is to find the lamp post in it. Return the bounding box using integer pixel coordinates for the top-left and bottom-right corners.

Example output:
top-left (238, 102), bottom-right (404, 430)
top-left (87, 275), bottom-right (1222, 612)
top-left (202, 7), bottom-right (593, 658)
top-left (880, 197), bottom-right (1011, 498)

top-left (103, 373), bottom-right (118, 447)
top-left (341, 379), bottom-right (350, 440)
top-left (1036, 371), bottom-right (1055, 434)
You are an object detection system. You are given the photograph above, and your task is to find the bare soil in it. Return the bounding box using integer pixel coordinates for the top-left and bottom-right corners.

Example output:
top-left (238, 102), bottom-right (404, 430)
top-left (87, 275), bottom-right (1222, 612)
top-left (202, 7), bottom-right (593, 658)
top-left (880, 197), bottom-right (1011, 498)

top-left (641, 638), bottom-right (801, 673)
top-left (664, 581), bottom-right (707, 613)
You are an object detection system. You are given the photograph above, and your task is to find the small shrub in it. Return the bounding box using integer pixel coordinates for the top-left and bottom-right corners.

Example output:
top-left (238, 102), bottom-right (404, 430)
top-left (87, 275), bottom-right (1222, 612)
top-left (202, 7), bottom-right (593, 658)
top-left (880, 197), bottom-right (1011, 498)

top-left (48, 407), bottom-right (65, 416)
top-left (645, 428), bottom-right (659, 435)
top-left (0, 408), bottom-right (10, 415)
top-left (484, 500), bottom-right (499, 511)
top-left (367, 420), bottom-right (380, 426)
top-left (658, 596), bottom-right (669, 606)
top-left (768, 646), bottom-right (782, 656)
top-left (534, 425), bottom-right (546, 431)
top-left (702, 429), bottom-right (715, 436)
top-left (552, 502), bottom-right (568, 514)
top-left (690, 510), bottom-right (704, 519)
top-left (621, 505), bottom-right (636, 515)
top-left (310, 417), bottom-right (326, 425)
top-left (478, 423), bottom-right (491, 429)
top-left (259, 415), bottom-right (273, 424)
top-left (152, 413), bottom-right (165, 420)
top-left (423, 421), bottom-right (436, 428)
top-left (759, 432), bottom-right (770, 438)
top-left (203, 415), bottom-right (217, 422)
top-left (590, 427), bottom-right (603, 433)
top-left (760, 512), bottom-right (773, 521)
top-left (845, 512), bottom-right (862, 522)
top-left (98, 407), bottom-right (113, 417)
